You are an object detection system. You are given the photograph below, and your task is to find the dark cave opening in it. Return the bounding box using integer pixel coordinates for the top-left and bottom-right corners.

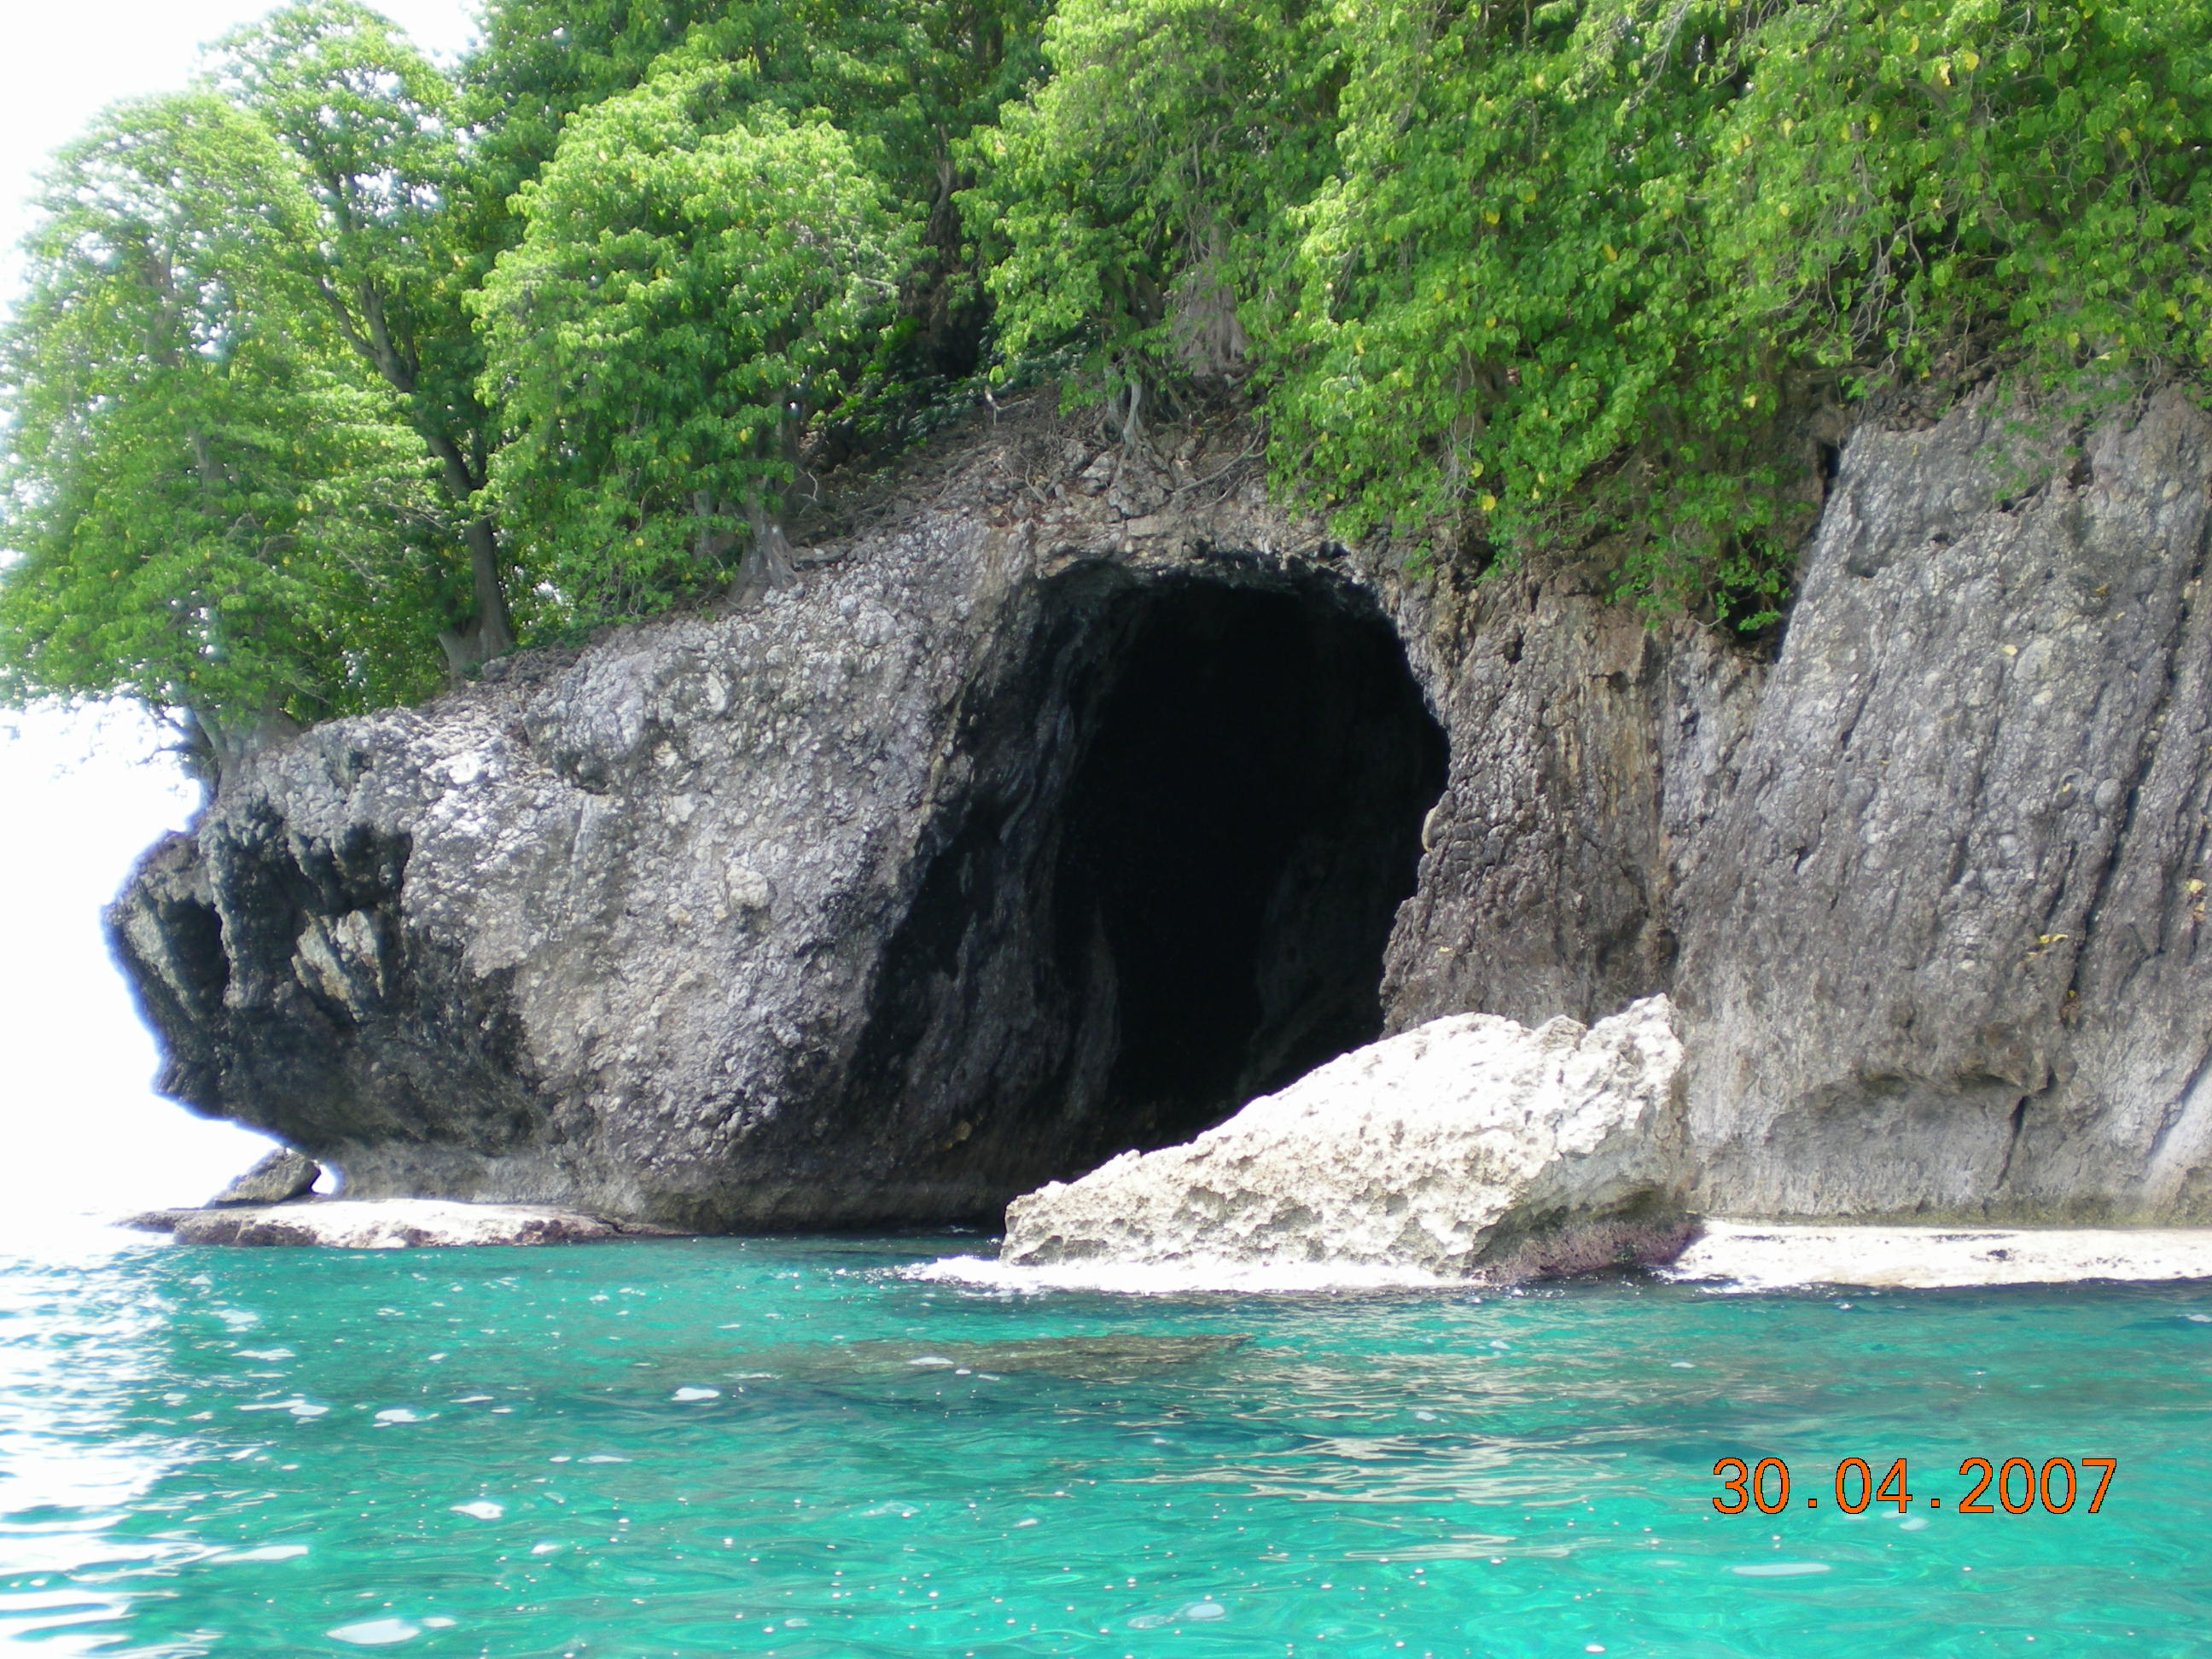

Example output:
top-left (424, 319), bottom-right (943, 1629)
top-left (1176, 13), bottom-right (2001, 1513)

top-left (1053, 584), bottom-right (1446, 1144)
top-left (840, 570), bottom-right (1449, 1213)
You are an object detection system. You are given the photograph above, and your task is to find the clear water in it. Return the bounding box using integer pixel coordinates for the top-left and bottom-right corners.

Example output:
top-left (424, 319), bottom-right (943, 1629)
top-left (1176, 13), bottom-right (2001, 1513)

top-left (2, 1233), bottom-right (2208, 1657)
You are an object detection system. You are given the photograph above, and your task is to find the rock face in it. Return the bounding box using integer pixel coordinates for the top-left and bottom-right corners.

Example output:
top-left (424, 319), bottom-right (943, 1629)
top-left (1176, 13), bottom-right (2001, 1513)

top-left (110, 422), bottom-right (1450, 1229)
top-left (1674, 391), bottom-right (2212, 1222)
top-left (208, 1147), bottom-right (321, 1207)
top-left (108, 387), bottom-right (2212, 1232)
top-left (1000, 997), bottom-right (1690, 1279)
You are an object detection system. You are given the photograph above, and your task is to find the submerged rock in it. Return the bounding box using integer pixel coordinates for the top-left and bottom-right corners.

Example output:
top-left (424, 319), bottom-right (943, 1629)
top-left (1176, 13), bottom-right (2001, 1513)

top-left (1000, 996), bottom-right (1691, 1281)
top-left (208, 1148), bottom-right (321, 1207)
top-left (125, 1199), bottom-right (673, 1249)
top-left (783, 1334), bottom-right (1251, 1382)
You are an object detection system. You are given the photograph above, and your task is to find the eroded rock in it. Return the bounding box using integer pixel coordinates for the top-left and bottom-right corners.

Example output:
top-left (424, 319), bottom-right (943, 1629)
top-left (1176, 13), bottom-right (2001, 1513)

top-left (1676, 388), bottom-right (2212, 1222)
top-left (999, 996), bottom-right (1691, 1281)
top-left (107, 414), bottom-right (1452, 1231)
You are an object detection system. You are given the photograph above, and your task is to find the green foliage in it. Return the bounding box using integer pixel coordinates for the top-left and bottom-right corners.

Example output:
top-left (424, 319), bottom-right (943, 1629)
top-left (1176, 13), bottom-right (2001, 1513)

top-left (471, 0), bottom-right (1045, 394)
top-left (1714, 0), bottom-right (2212, 382)
top-left (807, 0), bottom-right (1051, 416)
top-left (15, 0), bottom-right (2212, 750)
top-left (1268, 0), bottom-right (1783, 620)
top-left (981, 0), bottom-right (2212, 625)
top-left (476, 67), bottom-right (914, 618)
top-left (965, 0), bottom-right (1335, 418)
top-left (0, 94), bottom-right (446, 739)
top-left (212, 0), bottom-right (520, 659)
top-left (466, 1), bottom-right (806, 246)
top-left (5, 0), bottom-right (1050, 745)
top-left (810, 0), bottom-right (1051, 197)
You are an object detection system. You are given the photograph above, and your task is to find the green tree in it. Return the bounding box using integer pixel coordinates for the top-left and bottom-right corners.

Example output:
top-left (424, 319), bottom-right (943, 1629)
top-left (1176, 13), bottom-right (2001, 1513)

top-left (463, 1), bottom-right (806, 255)
top-left (811, 0), bottom-right (1050, 393)
top-left (978, 0), bottom-right (2212, 623)
top-left (1268, 0), bottom-right (1772, 614)
top-left (965, 0), bottom-right (1333, 438)
top-left (0, 95), bottom-right (446, 771)
top-left (1274, 0), bottom-right (2212, 620)
top-left (469, 0), bottom-right (1047, 407)
top-left (475, 65), bottom-right (914, 616)
top-left (213, 0), bottom-right (519, 668)
top-left (1707, 0), bottom-right (2212, 390)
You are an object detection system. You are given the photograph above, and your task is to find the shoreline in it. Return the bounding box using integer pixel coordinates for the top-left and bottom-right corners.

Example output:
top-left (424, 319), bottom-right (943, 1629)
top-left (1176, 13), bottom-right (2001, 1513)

top-left (94, 1198), bottom-right (2212, 1291)
top-left (917, 1220), bottom-right (2212, 1295)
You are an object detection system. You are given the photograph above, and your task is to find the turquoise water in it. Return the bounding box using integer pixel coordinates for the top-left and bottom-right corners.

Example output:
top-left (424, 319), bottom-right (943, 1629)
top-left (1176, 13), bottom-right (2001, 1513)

top-left (2, 1234), bottom-right (2208, 1657)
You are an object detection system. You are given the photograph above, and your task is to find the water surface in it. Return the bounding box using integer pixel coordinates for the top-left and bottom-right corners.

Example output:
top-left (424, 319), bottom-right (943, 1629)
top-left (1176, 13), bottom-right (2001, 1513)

top-left (2, 1233), bottom-right (2206, 1656)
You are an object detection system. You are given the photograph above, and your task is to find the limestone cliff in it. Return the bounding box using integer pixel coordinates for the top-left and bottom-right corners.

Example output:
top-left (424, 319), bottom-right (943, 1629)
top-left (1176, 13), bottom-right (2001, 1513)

top-left (109, 388), bottom-right (2212, 1227)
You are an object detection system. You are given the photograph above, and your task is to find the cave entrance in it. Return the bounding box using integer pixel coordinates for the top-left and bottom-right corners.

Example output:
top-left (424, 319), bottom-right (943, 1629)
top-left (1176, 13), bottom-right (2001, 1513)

top-left (1052, 581), bottom-right (1447, 1145)
top-left (842, 569), bottom-right (1449, 1214)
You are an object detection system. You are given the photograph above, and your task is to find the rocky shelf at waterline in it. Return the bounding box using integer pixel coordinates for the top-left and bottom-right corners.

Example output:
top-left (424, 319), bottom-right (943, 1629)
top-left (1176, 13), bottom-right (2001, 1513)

top-left (1667, 1220), bottom-right (2212, 1291)
top-left (920, 1219), bottom-right (2212, 1294)
top-left (975, 991), bottom-right (2212, 1292)
top-left (125, 1199), bottom-right (684, 1249)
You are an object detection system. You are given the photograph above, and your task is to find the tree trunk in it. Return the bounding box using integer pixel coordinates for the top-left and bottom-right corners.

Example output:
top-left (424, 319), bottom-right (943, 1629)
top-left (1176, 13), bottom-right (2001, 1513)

top-left (188, 704), bottom-right (305, 789)
top-left (464, 515), bottom-right (515, 658)
top-left (694, 489), bottom-right (723, 563)
top-left (1120, 372), bottom-right (1148, 451)
top-left (320, 279), bottom-right (518, 672)
top-left (416, 432), bottom-right (516, 672)
top-left (731, 491), bottom-right (797, 605)
top-left (430, 516), bottom-right (515, 678)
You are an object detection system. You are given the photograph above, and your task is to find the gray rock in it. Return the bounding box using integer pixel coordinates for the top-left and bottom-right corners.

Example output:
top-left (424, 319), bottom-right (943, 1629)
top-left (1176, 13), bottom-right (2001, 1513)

top-left (208, 1147), bottom-right (321, 1207)
top-left (1377, 557), bottom-right (1763, 1037)
top-left (108, 416), bottom-right (1464, 1230)
top-left (1000, 996), bottom-right (1691, 1281)
top-left (1675, 389), bottom-right (2212, 1222)
top-left (126, 1199), bottom-right (669, 1249)
top-left (104, 388), bottom-right (2212, 1233)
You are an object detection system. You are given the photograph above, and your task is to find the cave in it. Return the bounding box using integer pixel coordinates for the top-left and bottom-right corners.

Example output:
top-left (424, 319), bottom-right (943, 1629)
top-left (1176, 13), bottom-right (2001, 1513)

top-left (837, 568), bottom-right (1450, 1214)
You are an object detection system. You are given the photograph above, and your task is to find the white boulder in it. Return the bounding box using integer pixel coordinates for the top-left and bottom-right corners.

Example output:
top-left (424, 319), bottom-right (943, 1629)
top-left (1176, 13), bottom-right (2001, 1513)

top-left (1000, 995), bottom-right (1692, 1284)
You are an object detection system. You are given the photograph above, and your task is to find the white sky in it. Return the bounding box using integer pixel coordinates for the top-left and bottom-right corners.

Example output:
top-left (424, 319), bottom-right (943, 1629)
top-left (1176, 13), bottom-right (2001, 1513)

top-left (0, 0), bottom-right (482, 1229)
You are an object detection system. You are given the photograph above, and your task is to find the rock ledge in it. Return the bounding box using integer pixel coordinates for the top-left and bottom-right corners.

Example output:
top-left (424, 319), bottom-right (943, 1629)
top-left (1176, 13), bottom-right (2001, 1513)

top-left (207, 1148), bottom-right (322, 1207)
top-left (1669, 1220), bottom-right (2212, 1289)
top-left (125, 1199), bottom-right (680, 1249)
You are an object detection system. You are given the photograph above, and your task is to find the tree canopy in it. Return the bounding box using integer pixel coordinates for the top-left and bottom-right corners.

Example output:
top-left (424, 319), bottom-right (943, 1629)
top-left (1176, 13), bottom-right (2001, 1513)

top-left (0, 93), bottom-right (447, 763)
top-left (983, 0), bottom-right (2212, 622)
top-left (8, 0), bottom-right (2212, 763)
top-left (478, 66), bottom-right (911, 614)
top-left (212, 0), bottom-right (520, 668)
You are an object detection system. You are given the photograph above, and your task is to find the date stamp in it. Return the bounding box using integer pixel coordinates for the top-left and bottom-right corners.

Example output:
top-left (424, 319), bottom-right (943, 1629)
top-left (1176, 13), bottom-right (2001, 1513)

top-left (1712, 1457), bottom-right (2116, 1516)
